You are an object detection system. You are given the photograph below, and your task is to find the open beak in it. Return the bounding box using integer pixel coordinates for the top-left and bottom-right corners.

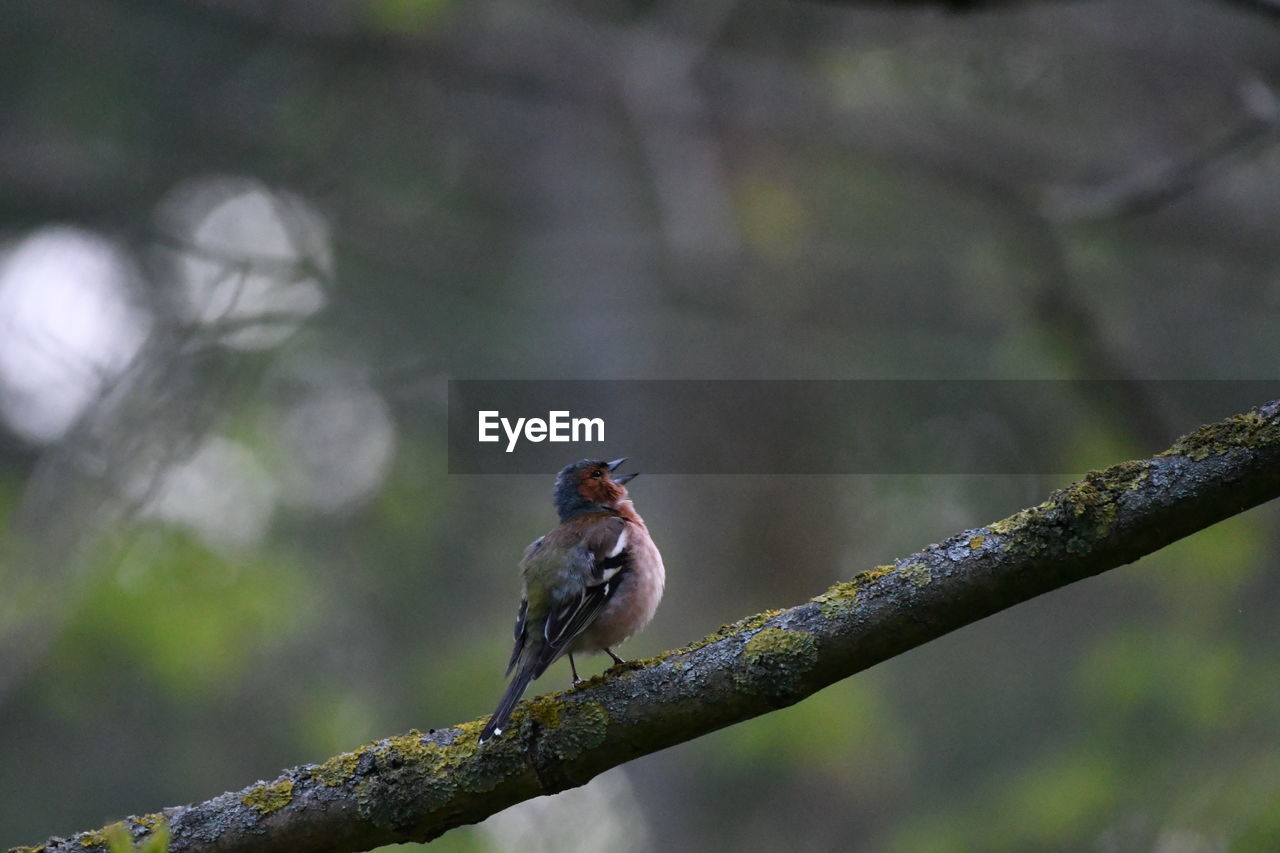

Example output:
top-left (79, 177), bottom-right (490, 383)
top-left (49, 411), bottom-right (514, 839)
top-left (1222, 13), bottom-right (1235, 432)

top-left (608, 457), bottom-right (639, 484)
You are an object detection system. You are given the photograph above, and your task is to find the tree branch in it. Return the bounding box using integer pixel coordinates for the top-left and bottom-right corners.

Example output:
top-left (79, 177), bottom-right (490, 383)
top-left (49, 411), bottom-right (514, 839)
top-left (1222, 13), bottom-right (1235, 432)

top-left (1040, 100), bottom-right (1280, 222)
top-left (15, 400), bottom-right (1280, 853)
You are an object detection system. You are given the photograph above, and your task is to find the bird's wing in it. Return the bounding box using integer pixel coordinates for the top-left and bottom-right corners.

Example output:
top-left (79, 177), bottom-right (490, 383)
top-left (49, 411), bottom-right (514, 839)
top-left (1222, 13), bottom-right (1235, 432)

top-left (502, 536), bottom-right (545, 676)
top-left (531, 517), bottom-right (631, 677)
top-left (581, 516), bottom-right (630, 583)
top-left (543, 550), bottom-right (612, 644)
top-left (505, 597), bottom-right (528, 676)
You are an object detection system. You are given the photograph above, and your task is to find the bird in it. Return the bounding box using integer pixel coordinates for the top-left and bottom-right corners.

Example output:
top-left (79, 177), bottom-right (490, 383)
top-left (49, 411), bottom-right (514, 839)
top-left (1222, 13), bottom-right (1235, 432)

top-left (478, 457), bottom-right (665, 743)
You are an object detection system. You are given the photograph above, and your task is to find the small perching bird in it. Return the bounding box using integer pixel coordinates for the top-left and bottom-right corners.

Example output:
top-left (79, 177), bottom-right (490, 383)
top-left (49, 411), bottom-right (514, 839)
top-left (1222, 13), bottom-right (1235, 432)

top-left (478, 458), bottom-right (665, 743)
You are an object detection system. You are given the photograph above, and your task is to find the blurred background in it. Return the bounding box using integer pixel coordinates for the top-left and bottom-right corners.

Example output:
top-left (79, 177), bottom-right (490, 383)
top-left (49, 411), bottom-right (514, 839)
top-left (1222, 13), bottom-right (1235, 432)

top-left (3, 0), bottom-right (1280, 850)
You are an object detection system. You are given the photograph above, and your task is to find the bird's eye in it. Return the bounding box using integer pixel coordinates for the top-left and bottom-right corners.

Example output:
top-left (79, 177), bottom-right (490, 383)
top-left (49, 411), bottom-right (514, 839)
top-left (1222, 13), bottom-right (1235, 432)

top-left (592, 469), bottom-right (604, 478)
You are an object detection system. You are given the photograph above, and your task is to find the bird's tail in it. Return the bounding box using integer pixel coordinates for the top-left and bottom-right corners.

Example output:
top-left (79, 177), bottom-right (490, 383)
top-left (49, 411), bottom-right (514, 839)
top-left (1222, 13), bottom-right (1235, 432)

top-left (479, 664), bottom-right (537, 743)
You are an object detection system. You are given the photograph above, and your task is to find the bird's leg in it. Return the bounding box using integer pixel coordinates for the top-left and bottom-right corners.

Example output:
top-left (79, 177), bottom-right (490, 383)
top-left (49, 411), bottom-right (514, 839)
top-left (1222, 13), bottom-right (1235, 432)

top-left (569, 653), bottom-right (583, 686)
top-left (604, 647), bottom-right (626, 666)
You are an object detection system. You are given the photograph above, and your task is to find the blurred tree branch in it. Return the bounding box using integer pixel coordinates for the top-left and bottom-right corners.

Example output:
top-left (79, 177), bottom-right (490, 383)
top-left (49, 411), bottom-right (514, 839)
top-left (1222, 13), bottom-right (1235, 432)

top-left (14, 399), bottom-right (1280, 853)
top-left (1041, 79), bottom-right (1280, 222)
top-left (1222, 0), bottom-right (1280, 20)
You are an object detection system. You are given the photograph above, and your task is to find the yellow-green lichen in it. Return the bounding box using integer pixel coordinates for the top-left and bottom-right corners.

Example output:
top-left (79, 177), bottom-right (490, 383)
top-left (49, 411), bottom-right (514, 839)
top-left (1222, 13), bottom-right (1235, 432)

top-left (987, 500), bottom-right (1053, 538)
top-left (454, 718), bottom-right (487, 742)
top-left (352, 725), bottom-right (525, 831)
top-left (968, 535), bottom-right (986, 549)
top-left (132, 815), bottom-right (165, 832)
top-left (453, 722), bottom-right (526, 792)
top-left (1056, 467), bottom-right (1140, 553)
top-left (654, 609), bottom-right (786, 662)
top-left (811, 581), bottom-right (858, 618)
top-left (313, 749), bottom-right (361, 787)
top-left (900, 561), bottom-right (931, 588)
top-left (523, 693), bottom-right (563, 729)
top-left (856, 565), bottom-right (895, 584)
top-left (241, 779), bottom-right (294, 815)
top-left (79, 825), bottom-right (112, 847)
top-left (535, 701), bottom-right (609, 760)
top-left (1103, 459), bottom-right (1152, 490)
top-left (734, 628), bottom-right (819, 697)
top-left (811, 562), bottom-right (915, 618)
top-left (1062, 477), bottom-right (1118, 522)
top-left (983, 456), bottom-right (1156, 556)
top-left (382, 730), bottom-right (437, 764)
top-left (355, 734), bottom-right (455, 830)
top-left (1161, 409), bottom-right (1276, 461)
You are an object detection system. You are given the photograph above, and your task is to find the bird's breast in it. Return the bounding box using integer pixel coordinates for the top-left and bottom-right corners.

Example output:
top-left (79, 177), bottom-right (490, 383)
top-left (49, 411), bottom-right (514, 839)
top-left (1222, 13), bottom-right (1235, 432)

top-left (572, 527), bottom-right (665, 652)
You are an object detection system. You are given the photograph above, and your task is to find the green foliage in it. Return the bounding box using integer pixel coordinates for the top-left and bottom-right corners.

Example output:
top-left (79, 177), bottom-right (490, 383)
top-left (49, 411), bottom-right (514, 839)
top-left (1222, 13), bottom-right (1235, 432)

top-left (709, 675), bottom-right (910, 781)
top-left (1076, 630), bottom-right (1244, 733)
top-left (363, 0), bottom-right (452, 34)
top-left (53, 526), bottom-right (312, 700)
top-left (1061, 420), bottom-right (1144, 479)
top-left (1152, 513), bottom-right (1266, 615)
top-left (890, 747), bottom-right (1119, 853)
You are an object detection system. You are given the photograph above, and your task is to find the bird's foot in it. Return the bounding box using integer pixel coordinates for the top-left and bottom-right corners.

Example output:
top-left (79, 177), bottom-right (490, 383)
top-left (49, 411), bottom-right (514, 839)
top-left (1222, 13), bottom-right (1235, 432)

top-left (568, 653), bottom-right (583, 687)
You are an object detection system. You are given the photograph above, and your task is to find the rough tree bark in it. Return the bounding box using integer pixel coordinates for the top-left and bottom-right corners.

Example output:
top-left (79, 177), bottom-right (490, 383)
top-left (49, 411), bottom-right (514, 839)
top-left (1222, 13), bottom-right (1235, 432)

top-left (13, 400), bottom-right (1280, 853)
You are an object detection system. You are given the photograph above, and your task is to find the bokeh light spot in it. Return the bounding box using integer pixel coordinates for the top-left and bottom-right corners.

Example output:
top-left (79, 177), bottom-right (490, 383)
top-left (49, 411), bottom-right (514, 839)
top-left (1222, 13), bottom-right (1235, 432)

top-left (0, 227), bottom-right (152, 443)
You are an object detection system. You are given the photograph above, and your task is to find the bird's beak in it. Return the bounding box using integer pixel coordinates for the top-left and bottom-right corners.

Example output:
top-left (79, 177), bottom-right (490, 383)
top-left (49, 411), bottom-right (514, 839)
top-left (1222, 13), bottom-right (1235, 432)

top-left (607, 458), bottom-right (637, 484)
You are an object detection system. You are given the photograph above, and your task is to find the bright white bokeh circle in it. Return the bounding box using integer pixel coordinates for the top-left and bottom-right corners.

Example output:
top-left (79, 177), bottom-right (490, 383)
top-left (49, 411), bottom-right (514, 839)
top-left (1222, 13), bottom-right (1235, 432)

top-left (0, 227), bottom-right (152, 444)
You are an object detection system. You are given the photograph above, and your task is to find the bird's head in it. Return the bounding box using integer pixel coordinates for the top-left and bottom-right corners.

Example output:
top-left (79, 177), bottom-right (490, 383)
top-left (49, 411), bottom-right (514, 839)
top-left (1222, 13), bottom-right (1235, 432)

top-left (553, 457), bottom-right (638, 520)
